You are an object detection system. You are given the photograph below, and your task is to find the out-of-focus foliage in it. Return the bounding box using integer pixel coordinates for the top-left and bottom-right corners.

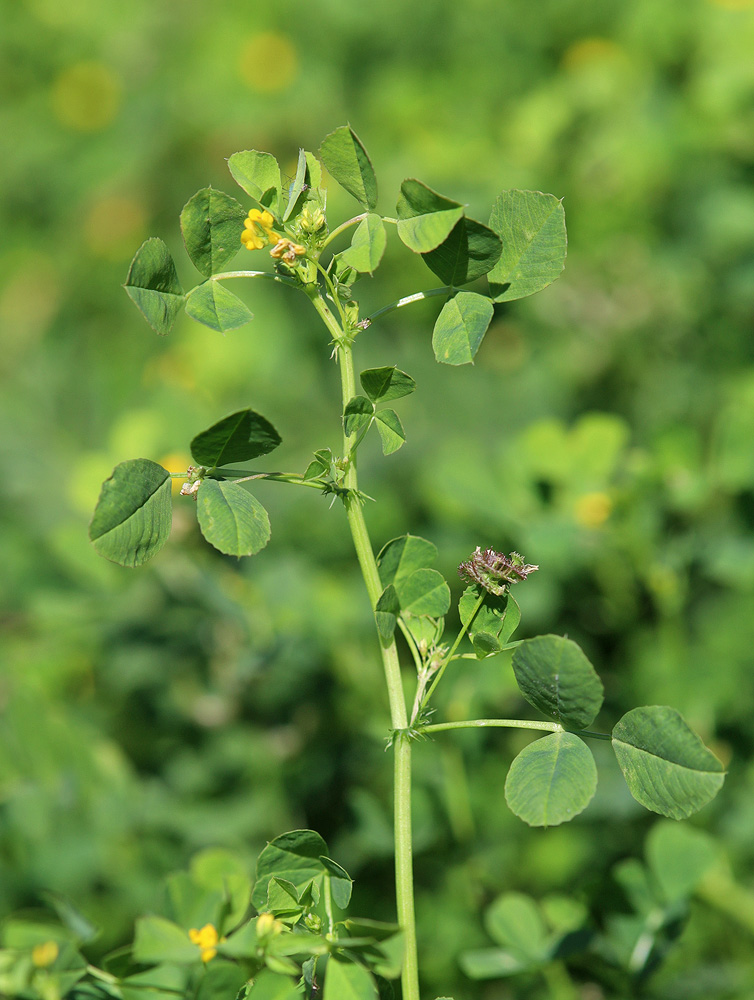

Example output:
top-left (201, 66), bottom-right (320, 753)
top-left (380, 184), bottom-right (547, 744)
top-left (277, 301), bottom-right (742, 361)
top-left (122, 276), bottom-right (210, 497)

top-left (2, 0), bottom-right (754, 997)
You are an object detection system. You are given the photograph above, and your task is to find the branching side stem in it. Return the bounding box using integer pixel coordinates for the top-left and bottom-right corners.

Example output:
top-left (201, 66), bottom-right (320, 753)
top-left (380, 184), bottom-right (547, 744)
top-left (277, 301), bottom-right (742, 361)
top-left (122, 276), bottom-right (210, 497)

top-left (369, 286), bottom-right (453, 323)
top-left (419, 590), bottom-right (486, 714)
top-left (424, 719), bottom-right (564, 735)
top-left (321, 212), bottom-right (369, 250)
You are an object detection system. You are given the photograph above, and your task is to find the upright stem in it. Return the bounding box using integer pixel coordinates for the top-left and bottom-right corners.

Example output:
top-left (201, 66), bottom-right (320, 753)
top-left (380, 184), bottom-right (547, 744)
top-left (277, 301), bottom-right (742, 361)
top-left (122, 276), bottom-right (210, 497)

top-left (393, 733), bottom-right (419, 999)
top-left (310, 291), bottom-right (420, 1000)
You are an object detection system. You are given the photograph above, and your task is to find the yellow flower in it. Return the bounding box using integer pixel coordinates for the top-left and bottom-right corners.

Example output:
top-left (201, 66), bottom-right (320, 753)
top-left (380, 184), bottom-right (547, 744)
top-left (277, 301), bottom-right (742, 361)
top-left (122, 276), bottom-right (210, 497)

top-left (269, 237), bottom-right (307, 264)
top-left (241, 209), bottom-right (279, 250)
top-left (31, 941), bottom-right (59, 968)
top-left (188, 923), bottom-right (223, 963)
top-left (574, 492), bottom-right (612, 529)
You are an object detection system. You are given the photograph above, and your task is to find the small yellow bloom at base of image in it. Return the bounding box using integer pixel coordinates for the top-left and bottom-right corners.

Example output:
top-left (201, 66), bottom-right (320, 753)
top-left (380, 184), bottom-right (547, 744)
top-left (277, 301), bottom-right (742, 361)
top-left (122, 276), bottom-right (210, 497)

top-left (51, 61), bottom-right (121, 131)
top-left (241, 209), bottom-right (279, 251)
top-left (188, 923), bottom-right (222, 963)
top-left (31, 941), bottom-right (59, 968)
top-left (238, 32), bottom-right (299, 93)
top-left (708, 0), bottom-right (753, 9)
top-left (574, 492), bottom-right (612, 529)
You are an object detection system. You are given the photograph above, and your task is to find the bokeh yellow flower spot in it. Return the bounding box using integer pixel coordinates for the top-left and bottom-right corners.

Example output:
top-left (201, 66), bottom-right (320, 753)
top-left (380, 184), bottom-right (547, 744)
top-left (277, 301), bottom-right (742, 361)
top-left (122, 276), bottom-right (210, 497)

top-left (52, 61), bottom-right (121, 131)
top-left (239, 32), bottom-right (299, 93)
top-left (0, 255), bottom-right (60, 363)
top-left (574, 492), bottom-right (612, 529)
top-left (31, 941), bottom-right (59, 968)
top-left (189, 923), bottom-right (222, 963)
top-left (562, 37), bottom-right (624, 71)
top-left (242, 209), bottom-right (279, 250)
top-left (159, 453), bottom-right (193, 494)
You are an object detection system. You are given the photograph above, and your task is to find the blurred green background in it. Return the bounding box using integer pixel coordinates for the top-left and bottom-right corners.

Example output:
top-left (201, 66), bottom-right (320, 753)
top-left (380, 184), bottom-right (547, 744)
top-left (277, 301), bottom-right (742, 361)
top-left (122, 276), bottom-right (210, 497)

top-left (2, 0), bottom-right (754, 996)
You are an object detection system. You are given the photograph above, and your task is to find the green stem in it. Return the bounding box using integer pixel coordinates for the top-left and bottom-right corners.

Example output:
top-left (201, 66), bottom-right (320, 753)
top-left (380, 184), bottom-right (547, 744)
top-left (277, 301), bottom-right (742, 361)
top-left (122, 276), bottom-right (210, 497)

top-left (172, 469), bottom-right (331, 491)
top-left (394, 732), bottom-right (419, 1000)
top-left (323, 874), bottom-right (335, 939)
top-left (347, 414), bottom-right (375, 461)
top-left (223, 472), bottom-right (328, 491)
top-left (312, 291), bottom-right (419, 1000)
top-left (209, 270), bottom-right (298, 287)
top-left (424, 719), bottom-right (563, 735)
top-left (315, 261), bottom-right (350, 328)
top-left (321, 212), bottom-right (369, 250)
top-left (419, 591), bottom-right (486, 715)
top-left (368, 286), bottom-right (452, 324)
top-left (398, 618), bottom-right (424, 674)
top-left (542, 960), bottom-right (580, 1000)
top-left (454, 643), bottom-right (523, 658)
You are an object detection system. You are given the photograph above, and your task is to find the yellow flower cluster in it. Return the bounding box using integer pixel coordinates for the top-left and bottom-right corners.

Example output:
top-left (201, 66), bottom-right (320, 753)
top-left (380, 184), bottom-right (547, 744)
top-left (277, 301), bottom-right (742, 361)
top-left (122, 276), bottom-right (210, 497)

top-left (241, 209), bottom-right (278, 250)
top-left (188, 923), bottom-right (223, 963)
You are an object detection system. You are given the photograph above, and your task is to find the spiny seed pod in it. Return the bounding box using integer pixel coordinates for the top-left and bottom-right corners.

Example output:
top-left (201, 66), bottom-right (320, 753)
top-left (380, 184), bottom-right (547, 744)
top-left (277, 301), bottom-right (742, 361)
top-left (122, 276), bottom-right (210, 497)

top-left (458, 547), bottom-right (538, 596)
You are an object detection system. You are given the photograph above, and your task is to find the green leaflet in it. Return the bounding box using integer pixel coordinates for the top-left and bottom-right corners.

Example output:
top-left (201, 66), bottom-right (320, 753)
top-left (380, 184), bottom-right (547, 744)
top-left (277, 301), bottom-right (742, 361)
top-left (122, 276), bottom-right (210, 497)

top-left (458, 585), bottom-right (521, 657)
top-left (339, 214), bottom-right (386, 273)
top-left (377, 534), bottom-right (450, 619)
top-left (375, 584), bottom-right (400, 644)
top-left (422, 216), bottom-right (501, 285)
top-left (645, 821), bottom-right (721, 903)
top-left (505, 731), bottom-right (597, 827)
top-left (319, 125), bottom-right (378, 210)
top-left (227, 150), bottom-right (282, 214)
top-left (360, 366), bottom-right (416, 402)
top-left (396, 179), bottom-right (464, 253)
top-left (487, 190), bottom-right (567, 301)
top-left (188, 849), bottom-right (251, 929)
top-left (184, 281), bottom-right (253, 332)
top-left (251, 830), bottom-right (329, 910)
top-left (180, 187), bottom-right (246, 277)
top-left (133, 916), bottom-right (199, 965)
top-left (283, 148), bottom-right (309, 221)
top-left (323, 958), bottom-right (378, 1000)
top-left (344, 395), bottom-right (374, 437)
top-left (375, 408), bottom-right (405, 455)
top-left (612, 706), bottom-right (725, 819)
top-left (124, 238), bottom-right (185, 335)
top-left (194, 964), bottom-right (248, 1000)
top-left (196, 480), bottom-right (271, 557)
top-left (320, 856), bottom-right (353, 909)
top-left (245, 970), bottom-right (301, 1000)
top-left (377, 535), bottom-right (438, 587)
top-left (484, 893), bottom-right (549, 962)
top-left (191, 409), bottom-right (281, 467)
top-left (89, 459), bottom-right (172, 567)
top-left (396, 568), bottom-right (450, 616)
top-left (120, 964), bottom-right (187, 1000)
top-left (432, 292), bottom-right (494, 365)
top-left (460, 949), bottom-right (530, 979)
top-left (460, 893), bottom-right (589, 979)
top-left (512, 635), bottom-right (604, 730)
